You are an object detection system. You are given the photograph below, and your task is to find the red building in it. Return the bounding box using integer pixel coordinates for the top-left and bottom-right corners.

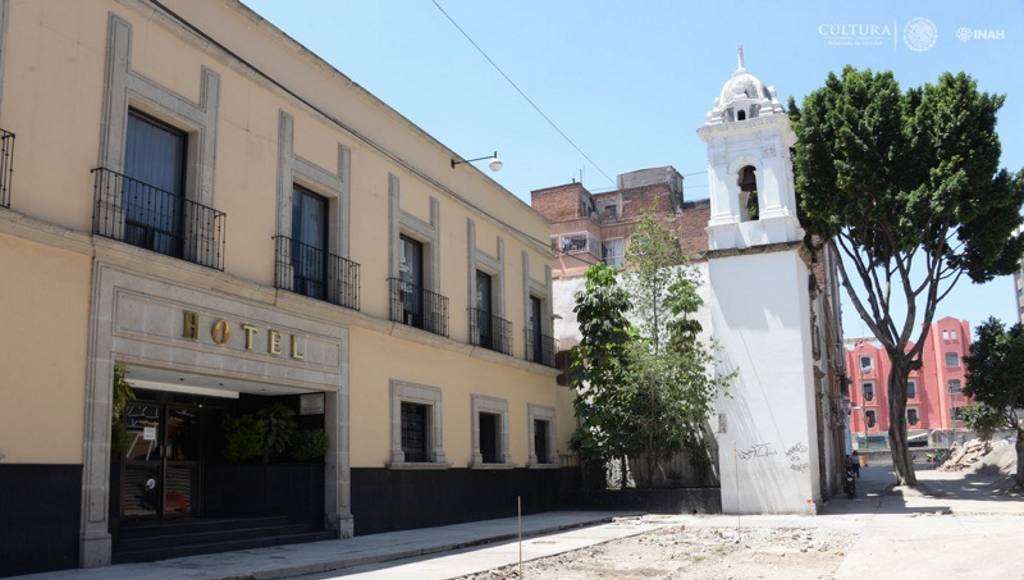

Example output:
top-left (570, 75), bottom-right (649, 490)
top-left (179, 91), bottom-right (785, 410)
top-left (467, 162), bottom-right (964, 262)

top-left (845, 317), bottom-right (972, 449)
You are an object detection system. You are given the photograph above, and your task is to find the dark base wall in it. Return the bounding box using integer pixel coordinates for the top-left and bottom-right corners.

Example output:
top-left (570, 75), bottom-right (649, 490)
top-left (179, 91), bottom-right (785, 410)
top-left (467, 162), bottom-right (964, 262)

top-left (581, 487), bottom-right (721, 514)
top-left (0, 464), bottom-right (82, 578)
top-left (351, 467), bottom-right (580, 536)
top-left (204, 463), bottom-right (325, 524)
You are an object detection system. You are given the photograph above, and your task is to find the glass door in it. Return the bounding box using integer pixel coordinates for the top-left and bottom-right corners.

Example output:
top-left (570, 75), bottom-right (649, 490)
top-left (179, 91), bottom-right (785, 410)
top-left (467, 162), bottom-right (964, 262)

top-left (163, 405), bottom-right (200, 517)
top-left (120, 401), bottom-right (201, 519)
top-left (122, 401), bottom-right (163, 519)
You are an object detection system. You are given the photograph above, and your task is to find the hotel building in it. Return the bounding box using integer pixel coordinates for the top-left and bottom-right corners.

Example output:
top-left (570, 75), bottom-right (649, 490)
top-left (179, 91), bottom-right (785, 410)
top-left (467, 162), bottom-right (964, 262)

top-left (0, 1), bottom-right (573, 574)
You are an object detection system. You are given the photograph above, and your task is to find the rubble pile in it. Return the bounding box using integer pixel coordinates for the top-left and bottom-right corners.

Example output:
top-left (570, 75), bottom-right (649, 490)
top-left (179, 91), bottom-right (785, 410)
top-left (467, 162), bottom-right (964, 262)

top-left (938, 439), bottom-right (992, 471)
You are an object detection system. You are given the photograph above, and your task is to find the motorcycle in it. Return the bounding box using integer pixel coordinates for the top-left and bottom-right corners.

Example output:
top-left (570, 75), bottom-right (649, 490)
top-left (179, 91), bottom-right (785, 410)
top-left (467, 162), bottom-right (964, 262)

top-left (843, 464), bottom-right (856, 499)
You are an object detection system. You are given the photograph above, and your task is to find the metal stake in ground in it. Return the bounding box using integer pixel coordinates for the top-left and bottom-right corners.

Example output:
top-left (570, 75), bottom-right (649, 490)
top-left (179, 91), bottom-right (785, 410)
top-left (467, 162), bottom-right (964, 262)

top-left (517, 495), bottom-right (523, 577)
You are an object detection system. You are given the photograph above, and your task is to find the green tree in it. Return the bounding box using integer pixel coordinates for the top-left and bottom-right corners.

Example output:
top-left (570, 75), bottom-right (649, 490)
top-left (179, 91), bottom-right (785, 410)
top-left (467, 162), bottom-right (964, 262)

top-left (790, 68), bottom-right (1024, 485)
top-left (570, 218), bottom-right (729, 488)
top-left (964, 317), bottom-right (1024, 487)
top-left (623, 217), bottom-right (727, 486)
top-left (569, 263), bottom-right (635, 469)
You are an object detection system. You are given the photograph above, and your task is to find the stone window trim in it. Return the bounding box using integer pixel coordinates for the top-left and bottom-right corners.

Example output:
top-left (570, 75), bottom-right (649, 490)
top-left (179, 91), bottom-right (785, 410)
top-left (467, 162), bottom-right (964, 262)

top-left (388, 379), bottom-right (448, 468)
top-left (470, 394), bottom-right (512, 468)
top-left (276, 110), bottom-right (352, 261)
top-left (97, 13), bottom-right (221, 266)
top-left (388, 173), bottom-right (441, 291)
top-left (527, 403), bottom-right (558, 467)
top-left (521, 250), bottom-right (554, 346)
top-left (99, 14), bottom-right (220, 208)
top-left (466, 218), bottom-right (505, 317)
top-left (0, 0), bottom-right (9, 113)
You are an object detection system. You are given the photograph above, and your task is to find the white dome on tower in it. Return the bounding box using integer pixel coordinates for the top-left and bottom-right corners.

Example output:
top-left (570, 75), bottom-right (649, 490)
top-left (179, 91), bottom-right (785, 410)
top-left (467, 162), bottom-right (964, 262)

top-left (705, 46), bottom-right (785, 126)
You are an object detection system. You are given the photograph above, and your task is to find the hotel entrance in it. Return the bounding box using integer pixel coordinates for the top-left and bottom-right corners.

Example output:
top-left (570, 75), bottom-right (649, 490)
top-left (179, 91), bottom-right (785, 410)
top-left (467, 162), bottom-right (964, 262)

top-left (108, 365), bottom-right (334, 563)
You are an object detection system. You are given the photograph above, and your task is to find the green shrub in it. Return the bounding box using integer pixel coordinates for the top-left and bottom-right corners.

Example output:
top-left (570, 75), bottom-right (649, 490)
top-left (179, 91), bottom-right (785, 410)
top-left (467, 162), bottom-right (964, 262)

top-left (290, 428), bottom-right (329, 462)
top-left (223, 414), bottom-right (266, 463)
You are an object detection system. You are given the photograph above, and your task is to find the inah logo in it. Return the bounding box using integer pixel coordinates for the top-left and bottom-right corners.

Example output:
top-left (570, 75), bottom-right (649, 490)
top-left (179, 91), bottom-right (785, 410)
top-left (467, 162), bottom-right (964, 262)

top-left (956, 26), bottom-right (1006, 43)
top-left (904, 17), bottom-right (938, 52)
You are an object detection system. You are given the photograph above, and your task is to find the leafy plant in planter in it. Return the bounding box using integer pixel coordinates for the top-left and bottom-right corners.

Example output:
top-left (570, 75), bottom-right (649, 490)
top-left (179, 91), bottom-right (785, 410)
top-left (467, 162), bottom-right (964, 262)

top-left (289, 428), bottom-right (329, 462)
top-left (223, 414), bottom-right (266, 463)
top-left (258, 404), bottom-right (297, 463)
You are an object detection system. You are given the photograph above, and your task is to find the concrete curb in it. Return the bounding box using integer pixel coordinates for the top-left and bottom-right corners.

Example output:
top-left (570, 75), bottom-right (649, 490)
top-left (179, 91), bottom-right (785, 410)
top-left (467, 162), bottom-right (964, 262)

top-left (233, 513), bottom-right (629, 580)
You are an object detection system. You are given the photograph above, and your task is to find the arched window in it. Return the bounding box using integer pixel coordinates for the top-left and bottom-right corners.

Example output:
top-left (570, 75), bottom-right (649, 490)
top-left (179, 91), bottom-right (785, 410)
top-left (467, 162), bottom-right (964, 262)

top-left (736, 109), bottom-right (746, 121)
top-left (736, 165), bottom-right (759, 221)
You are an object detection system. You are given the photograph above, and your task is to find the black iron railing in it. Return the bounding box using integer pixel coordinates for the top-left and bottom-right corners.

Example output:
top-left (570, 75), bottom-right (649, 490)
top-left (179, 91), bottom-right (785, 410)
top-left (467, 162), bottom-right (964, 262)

top-left (0, 129), bottom-right (14, 208)
top-left (388, 277), bottom-right (449, 338)
top-left (273, 235), bottom-right (360, 310)
top-left (92, 167), bottom-right (225, 270)
top-left (468, 308), bottom-right (513, 356)
top-left (525, 328), bottom-right (557, 368)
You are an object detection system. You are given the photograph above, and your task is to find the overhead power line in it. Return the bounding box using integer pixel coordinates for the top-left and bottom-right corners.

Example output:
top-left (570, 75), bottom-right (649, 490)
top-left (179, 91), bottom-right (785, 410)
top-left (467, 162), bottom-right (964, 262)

top-left (430, 0), bottom-right (616, 186)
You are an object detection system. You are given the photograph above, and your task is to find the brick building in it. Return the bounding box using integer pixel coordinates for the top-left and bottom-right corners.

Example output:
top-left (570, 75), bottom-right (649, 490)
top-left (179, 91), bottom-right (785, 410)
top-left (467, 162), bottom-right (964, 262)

top-left (531, 166), bottom-right (709, 280)
top-left (845, 317), bottom-right (973, 450)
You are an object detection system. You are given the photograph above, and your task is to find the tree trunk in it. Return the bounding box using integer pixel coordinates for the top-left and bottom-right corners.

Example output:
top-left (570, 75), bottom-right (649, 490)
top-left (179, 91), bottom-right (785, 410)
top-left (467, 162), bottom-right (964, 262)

top-left (1016, 429), bottom-right (1024, 489)
top-left (886, 358), bottom-right (918, 486)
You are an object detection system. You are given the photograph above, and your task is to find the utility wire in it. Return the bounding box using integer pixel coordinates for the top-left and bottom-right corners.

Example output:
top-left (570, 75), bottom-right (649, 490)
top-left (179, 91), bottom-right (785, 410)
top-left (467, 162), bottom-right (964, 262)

top-left (430, 0), bottom-right (616, 186)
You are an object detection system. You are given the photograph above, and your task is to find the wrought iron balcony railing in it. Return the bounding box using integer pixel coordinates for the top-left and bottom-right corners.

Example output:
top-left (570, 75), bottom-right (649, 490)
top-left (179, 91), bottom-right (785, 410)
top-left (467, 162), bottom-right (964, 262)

top-left (273, 235), bottom-right (360, 311)
top-left (0, 129), bottom-right (13, 208)
top-left (388, 277), bottom-right (450, 338)
top-left (92, 167), bottom-right (225, 270)
top-left (468, 308), bottom-right (513, 356)
top-left (525, 328), bottom-right (557, 368)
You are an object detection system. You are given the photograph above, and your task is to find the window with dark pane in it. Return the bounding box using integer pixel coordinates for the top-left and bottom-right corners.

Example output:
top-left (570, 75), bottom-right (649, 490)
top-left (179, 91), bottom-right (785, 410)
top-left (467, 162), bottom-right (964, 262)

top-left (479, 412), bottom-right (500, 463)
top-left (475, 270), bottom-right (493, 347)
top-left (533, 419), bottom-right (550, 464)
top-left (530, 295), bottom-right (543, 363)
top-left (291, 184), bottom-right (329, 299)
top-left (400, 402), bottom-right (429, 462)
top-left (123, 109), bottom-right (187, 257)
top-left (399, 235), bottom-right (424, 325)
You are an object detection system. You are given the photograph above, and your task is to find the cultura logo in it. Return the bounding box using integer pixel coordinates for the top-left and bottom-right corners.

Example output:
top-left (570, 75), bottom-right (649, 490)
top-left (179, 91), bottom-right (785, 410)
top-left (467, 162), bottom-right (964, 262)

top-left (903, 17), bottom-right (938, 52)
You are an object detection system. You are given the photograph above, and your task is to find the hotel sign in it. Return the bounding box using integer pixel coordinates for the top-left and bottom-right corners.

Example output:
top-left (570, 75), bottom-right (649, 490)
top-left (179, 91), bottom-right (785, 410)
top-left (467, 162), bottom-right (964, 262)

top-left (183, 310), bottom-right (305, 360)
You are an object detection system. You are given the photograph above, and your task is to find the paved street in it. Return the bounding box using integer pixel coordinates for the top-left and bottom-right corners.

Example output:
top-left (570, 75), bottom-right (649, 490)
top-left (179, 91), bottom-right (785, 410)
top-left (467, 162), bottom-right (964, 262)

top-left (307, 466), bottom-right (1024, 579)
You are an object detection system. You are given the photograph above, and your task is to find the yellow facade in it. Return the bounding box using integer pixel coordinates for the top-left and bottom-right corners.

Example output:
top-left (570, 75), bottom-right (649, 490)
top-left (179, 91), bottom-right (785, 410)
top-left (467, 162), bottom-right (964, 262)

top-left (0, 0), bottom-right (566, 468)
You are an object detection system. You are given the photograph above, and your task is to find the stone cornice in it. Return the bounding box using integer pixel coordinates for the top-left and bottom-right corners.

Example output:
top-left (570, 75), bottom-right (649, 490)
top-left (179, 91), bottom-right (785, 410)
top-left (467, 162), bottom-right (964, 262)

top-left (0, 207), bottom-right (94, 255)
top-left (697, 113), bottom-right (796, 145)
top-left (704, 240), bottom-right (802, 260)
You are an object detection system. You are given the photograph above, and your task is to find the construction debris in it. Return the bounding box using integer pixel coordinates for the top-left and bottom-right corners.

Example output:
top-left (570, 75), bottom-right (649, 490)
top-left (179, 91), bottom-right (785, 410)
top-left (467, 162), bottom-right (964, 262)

top-left (938, 438), bottom-right (1017, 474)
top-left (938, 439), bottom-right (992, 471)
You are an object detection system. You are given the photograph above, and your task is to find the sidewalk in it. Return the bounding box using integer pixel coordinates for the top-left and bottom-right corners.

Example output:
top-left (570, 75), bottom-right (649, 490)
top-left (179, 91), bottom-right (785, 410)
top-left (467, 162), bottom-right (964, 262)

top-left (19, 512), bottom-right (631, 580)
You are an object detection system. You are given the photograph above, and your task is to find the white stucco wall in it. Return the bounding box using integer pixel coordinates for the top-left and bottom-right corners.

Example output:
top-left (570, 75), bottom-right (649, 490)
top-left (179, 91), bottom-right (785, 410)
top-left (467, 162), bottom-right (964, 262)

top-left (709, 248), bottom-right (821, 514)
top-left (552, 262), bottom-right (712, 350)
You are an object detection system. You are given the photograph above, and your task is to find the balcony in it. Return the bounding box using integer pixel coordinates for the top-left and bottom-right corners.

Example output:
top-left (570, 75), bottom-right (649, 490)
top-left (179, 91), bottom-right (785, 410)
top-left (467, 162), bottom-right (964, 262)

top-left (0, 129), bottom-right (13, 208)
top-left (273, 235), bottom-right (360, 310)
top-left (468, 308), bottom-right (513, 356)
top-left (525, 328), bottom-right (557, 368)
top-left (388, 277), bottom-right (449, 338)
top-left (92, 167), bottom-right (225, 270)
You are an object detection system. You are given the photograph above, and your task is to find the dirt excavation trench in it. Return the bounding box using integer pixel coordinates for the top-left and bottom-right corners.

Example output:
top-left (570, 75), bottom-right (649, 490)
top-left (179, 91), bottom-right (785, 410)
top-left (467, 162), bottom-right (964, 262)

top-left (464, 523), bottom-right (853, 580)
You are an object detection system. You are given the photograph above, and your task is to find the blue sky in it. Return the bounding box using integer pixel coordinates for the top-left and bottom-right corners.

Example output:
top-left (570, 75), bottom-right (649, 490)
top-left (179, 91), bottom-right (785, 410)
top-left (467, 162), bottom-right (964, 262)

top-left (242, 0), bottom-right (1024, 339)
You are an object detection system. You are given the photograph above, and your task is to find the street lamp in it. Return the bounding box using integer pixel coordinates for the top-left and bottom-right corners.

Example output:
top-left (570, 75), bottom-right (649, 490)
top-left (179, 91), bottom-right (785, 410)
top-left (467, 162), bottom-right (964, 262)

top-left (451, 151), bottom-right (502, 173)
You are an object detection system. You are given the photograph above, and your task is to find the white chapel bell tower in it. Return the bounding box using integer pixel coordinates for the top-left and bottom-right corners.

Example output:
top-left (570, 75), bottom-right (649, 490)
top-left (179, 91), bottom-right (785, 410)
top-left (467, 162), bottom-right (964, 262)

top-left (699, 47), bottom-right (822, 514)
